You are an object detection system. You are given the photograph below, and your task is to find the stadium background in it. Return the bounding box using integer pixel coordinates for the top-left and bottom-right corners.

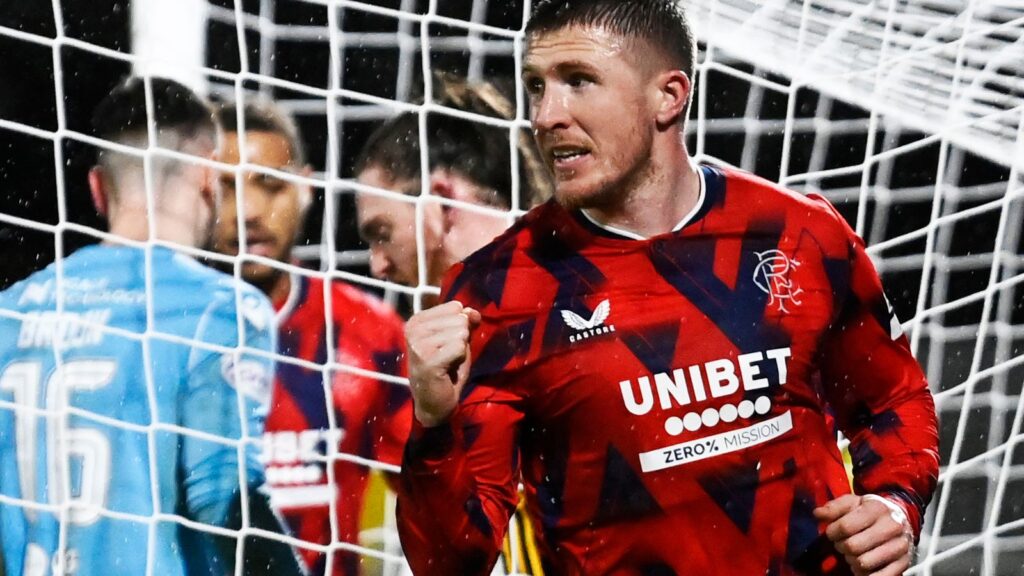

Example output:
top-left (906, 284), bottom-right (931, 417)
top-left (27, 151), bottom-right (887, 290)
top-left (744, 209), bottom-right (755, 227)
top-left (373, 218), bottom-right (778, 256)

top-left (1, 1), bottom-right (1022, 574)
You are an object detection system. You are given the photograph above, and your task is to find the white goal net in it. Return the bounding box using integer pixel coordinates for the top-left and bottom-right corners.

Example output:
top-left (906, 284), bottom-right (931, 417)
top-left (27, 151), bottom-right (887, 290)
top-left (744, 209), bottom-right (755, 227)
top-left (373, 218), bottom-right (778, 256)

top-left (0, 0), bottom-right (1022, 575)
top-left (685, 3), bottom-right (1024, 575)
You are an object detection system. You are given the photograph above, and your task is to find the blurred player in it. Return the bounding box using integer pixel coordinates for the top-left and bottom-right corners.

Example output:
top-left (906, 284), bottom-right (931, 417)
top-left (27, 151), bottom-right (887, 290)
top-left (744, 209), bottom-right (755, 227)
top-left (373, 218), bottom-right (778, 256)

top-left (211, 99), bottom-right (410, 576)
top-left (354, 74), bottom-right (552, 575)
top-left (0, 77), bottom-right (302, 575)
top-left (397, 2), bottom-right (941, 575)
top-left (355, 73), bottom-right (551, 307)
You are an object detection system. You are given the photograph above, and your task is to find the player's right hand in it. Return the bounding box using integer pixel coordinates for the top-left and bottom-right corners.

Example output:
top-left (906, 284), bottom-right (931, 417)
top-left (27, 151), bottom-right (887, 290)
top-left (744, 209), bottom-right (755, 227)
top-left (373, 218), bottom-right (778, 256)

top-left (404, 301), bottom-right (481, 427)
top-left (815, 494), bottom-right (914, 576)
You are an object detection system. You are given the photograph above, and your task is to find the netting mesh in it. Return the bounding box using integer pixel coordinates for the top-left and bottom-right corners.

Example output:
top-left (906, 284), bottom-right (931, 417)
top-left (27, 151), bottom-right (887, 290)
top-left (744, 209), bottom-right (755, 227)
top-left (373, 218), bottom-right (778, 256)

top-left (684, 3), bottom-right (1024, 574)
top-left (0, 0), bottom-right (1022, 574)
top-left (691, 1), bottom-right (1024, 172)
top-left (207, 1), bottom-right (1024, 573)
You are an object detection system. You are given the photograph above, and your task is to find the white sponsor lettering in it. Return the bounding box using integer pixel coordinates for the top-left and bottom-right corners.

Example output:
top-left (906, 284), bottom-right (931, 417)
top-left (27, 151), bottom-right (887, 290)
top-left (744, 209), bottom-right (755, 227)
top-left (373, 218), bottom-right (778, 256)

top-left (18, 281), bottom-right (52, 306)
top-left (262, 429), bottom-right (345, 508)
top-left (71, 289), bottom-right (145, 307)
top-left (568, 324), bottom-right (617, 343)
top-left (269, 484), bottom-right (336, 509)
top-left (622, 376), bottom-right (655, 415)
top-left (17, 279), bottom-right (146, 309)
top-left (654, 369), bottom-right (690, 409)
top-left (266, 464), bottom-right (324, 485)
top-left (619, 347), bottom-right (791, 416)
top-left (17, 310), bottom-right (111, 350)
top-left (706, 359), bottom-right (739, 397)
top-left (260, 429), bottom-right (345, 466)
top-left (639, 411), bottom-right (793, 472)
top-left (765, 348), bottom-right (790, 384)
top-left (737, 351), bottom-right (768, 390)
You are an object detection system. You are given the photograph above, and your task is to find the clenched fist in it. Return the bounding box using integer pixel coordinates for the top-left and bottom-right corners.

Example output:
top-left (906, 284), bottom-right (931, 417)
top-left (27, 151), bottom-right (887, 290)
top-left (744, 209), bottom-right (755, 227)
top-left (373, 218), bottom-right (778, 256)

top-left (814, 494), bottom-right (915, 576)
top-left (404, 301), bottom-right (482, 427)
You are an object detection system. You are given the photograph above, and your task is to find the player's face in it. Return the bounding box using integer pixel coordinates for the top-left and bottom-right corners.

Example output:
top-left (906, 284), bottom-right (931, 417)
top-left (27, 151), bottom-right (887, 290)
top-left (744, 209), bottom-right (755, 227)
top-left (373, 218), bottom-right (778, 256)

top-left (523, 26), bottom-right (658, 209)
top-left (355, 165), bottom-right (445, 287)
top-left (213, 131), bottom-right (308, 286)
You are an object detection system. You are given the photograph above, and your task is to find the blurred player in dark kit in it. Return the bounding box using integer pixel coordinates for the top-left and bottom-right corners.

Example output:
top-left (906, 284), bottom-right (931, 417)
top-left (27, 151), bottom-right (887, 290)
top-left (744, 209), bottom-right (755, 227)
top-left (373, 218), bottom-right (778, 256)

top-left (355, 73), bottom-right (551, 306)
top-left (355, 74), bottom-right (553, 575)
top-left (212, 99), bottom-right (410, 576)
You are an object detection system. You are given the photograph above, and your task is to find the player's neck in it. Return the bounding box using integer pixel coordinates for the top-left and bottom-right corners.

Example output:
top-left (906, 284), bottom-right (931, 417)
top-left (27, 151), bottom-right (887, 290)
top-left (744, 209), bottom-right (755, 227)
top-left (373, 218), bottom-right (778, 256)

top-left (582, 141), bottom-right (700, 239)
top-left (267, 271), bottom-right (292, 308)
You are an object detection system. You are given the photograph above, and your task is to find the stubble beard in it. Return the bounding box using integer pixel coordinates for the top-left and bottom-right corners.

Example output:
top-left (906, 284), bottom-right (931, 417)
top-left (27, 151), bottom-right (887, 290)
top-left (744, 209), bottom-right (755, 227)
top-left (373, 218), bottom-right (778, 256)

top-left (245, 239), bottom-right (294, 297)
top-left (557, 184), bottom-right (616, 211)
top-left (243, 263), bottom-right (284, 295)
top-left (211, 236), bottom-right (291, 298)
top-left (553, 131), bottom-right (656, 212)
top-left (554, 159), bottom-right (648, 213)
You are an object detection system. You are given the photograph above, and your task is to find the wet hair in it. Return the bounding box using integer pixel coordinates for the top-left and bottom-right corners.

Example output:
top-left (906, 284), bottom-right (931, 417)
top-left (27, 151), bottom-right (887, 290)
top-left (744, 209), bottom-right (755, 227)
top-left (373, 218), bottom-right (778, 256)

top-left (91, 76), bottom-right (218, 196)
top-left (354, 72), bottom-right (552, 210)
top-left (215, 98), bottom-right (307, 167)
top-left (526, 0), bottom-right (696, 81)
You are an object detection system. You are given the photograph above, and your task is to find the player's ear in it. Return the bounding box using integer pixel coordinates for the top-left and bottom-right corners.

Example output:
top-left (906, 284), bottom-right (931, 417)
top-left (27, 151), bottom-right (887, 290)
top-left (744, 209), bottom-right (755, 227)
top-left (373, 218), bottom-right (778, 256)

top-left (298, 164), bottom-right (314, 215)
top-left (197, 151), bottom-right (219, 212)
top-left (202, 160), bottom-right (216, 202)
top-left (88, 166), bottom-right (109, 217)
top-left (653, 69), bottom-right (691, 128)
top-left (429, 169), bottom-right (457, 233)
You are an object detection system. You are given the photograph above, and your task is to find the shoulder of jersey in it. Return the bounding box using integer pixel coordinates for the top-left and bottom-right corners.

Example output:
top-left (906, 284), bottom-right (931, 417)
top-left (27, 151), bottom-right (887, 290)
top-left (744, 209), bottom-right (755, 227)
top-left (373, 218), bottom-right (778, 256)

top-left (0, 246), bottom-right (93, 307)
top-left (175, 257), bottom-right (274, 333)
top-left (457, 200), bottom-right (560, 272)
top-left (716, 165), bottom-right (850, 235)
top-left (0, 266), bottom-right (49, 304)
top-left (438, 201), bottom-right (567, 312)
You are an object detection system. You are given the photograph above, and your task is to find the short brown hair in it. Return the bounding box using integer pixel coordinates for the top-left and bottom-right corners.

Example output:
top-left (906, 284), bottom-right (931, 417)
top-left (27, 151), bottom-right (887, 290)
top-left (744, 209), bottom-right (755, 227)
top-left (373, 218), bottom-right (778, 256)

top-left (92, 76), bottom-right (219, 197)
top-left (526, 0), bottom-right (696, 81)
top-left (355, 73), bottom-right (552, 210)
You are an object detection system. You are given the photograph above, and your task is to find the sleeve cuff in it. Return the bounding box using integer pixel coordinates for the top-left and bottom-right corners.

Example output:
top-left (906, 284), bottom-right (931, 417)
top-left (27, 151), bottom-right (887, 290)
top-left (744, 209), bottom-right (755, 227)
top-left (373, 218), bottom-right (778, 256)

top-left (872, 491), bottom-right (923, 539)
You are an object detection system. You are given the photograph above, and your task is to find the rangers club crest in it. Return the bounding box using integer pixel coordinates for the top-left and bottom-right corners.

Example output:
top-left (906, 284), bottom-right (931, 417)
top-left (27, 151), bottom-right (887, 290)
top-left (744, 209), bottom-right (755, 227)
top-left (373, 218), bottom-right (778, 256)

top-left (753, 250), bottom-right (803, 313)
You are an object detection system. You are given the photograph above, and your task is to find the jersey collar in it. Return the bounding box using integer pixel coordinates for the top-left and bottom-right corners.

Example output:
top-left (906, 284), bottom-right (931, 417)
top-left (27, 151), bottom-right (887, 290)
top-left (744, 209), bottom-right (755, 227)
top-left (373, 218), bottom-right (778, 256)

top-left (574, 164), bottom-right (710, 241)
top-left (274, 272), bottom-right (305, 324)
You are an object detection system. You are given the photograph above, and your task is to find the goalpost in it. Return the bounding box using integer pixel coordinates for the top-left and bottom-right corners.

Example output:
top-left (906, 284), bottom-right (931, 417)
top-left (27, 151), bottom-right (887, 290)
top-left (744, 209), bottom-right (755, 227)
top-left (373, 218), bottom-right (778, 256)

top-left (0, 0), bottom-right (1021, 575)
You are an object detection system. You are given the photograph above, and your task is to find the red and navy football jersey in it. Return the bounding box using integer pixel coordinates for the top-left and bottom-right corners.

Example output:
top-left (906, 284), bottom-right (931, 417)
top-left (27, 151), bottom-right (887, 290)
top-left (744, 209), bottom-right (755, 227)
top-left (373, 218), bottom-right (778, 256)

top-left (397, 165), bottom-right (939, 576)
top-left (264, 275), bottom-right (410, 576)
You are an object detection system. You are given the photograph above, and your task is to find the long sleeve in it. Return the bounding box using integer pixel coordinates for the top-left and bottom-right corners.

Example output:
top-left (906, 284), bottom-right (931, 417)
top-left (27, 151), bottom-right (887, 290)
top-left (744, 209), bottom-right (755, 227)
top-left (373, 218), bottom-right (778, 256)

top-left (396, 262), bottom-right (527, 576)
top-left (182, 289), bottom-right (276, 527)
top-left (816, 206), bottom-right (940, 537)
top-left (367, 320), bottom-right (413, 500)
top-left (181, 289), bottom-right (308, 576)
top-left (370, 319), bottom-right (413, 472)
top-left (398, 395), bottom-right (524, 575)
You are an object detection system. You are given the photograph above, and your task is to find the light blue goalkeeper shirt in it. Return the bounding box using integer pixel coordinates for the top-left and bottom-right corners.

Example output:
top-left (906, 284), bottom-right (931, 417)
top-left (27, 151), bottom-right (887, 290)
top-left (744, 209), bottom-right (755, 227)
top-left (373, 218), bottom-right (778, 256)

top-left (0, 244), bottom-right (275, 576)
